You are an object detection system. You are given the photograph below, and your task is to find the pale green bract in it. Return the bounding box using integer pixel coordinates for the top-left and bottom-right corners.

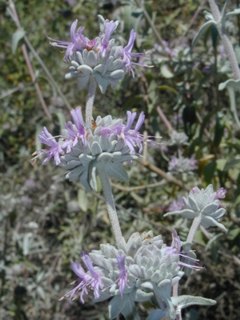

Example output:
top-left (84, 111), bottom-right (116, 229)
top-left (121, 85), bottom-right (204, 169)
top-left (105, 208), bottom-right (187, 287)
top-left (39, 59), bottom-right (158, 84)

top-left (65, 49), bottom-right (126, 93)
top-left (165, 185), bottom-right (227, 232)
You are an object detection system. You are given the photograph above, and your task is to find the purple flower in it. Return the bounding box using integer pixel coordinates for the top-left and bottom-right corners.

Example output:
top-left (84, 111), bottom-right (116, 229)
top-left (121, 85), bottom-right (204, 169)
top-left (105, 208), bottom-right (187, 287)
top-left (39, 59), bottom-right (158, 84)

top-left (82, 254), bottom-right (102, 299)
top-left (121, 30), bottom-right (143, 73)
top-left (168, 156), bottom-right (197, 173)
top-left (65, 254), bottom-right (102, 303)
top-left (163, 230), bottom-right (181, 256)
top-left (116, 255), bottom-right (128, 296)
top-left (67, 262), bottom-right (91, 302)
top-left (98, 111), bottom-right (145, 154)
top-left (50, 17), bottom-right (144, 76)
top-left (64, 107), bottom-right (86, 152)
top-left (164, 231), bottom-right (201, 271)
top-left (38, 108), bottom-right (145, 181)
top-left (50, 20), bottom-right (96, 60)
top-left (39, 127), bottom-right (63, 165)
top-left (168, 198), bottom-right (185, 212)
top-left (215, 187), bottom-right (226, 200)
top-left (100, 18), bottom-right (119, 56)
top-left (122, 111), bottom-right (145, 153)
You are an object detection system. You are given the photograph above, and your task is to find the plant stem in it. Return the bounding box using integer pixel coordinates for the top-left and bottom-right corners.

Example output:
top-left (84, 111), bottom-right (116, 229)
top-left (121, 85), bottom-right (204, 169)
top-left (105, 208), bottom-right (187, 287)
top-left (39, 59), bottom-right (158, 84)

top-left (24, 37), bottom-right (72, 111)
top-left (186, 216), bottom-right (201, 244)
top-left (135, 0), bottom-right (163, 44)
top-left (139, 159), bottom-right (186, 189)
top-left (157, 106), bottom-right (173, 132)
top-left (208, 0), bottom-right (240, 80)
top-left (98, 169), bottom-right (126, 250)
top-left (8, 0), bottom-right (72, 111)
top-left (85, 77), bottom-right (97, 129)
top-left (21, 43), bottom-right (52, 119)
top-left (227, 86), bottom-right (240, 128)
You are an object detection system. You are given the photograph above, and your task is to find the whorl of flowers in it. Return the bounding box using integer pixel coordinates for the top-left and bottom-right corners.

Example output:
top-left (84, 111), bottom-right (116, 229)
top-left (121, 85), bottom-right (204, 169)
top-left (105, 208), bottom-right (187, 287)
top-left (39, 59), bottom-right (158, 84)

top-left (38, 108), bottom-right (145, 190)
top-left (168, 155), bottom-right (197, 173)
top-left (165, 185), bottom-right (227, 232)
top-left (50, 15), bottom-right (143, 93)
top-left (169, 130), bottom-right (188, 146)
top-left (63, 231), bottom-right (200, 320)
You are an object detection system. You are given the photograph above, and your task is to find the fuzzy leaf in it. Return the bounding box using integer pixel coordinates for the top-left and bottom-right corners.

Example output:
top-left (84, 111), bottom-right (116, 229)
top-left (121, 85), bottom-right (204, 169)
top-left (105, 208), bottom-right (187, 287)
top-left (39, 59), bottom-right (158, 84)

top-left (12, 28), bottom-right (25, 54)
top-left (226, 8), bottom-right (240, 17)
top-left (172, 295), bottom-right (216, 309)
top-left (219, 79), bottom-right (240, 91)
top-left (160, 65), bottom-right (174, 79)
top-left (147, 309), bottom-right (167, 320)
top-left (192, 20), bottom-right (216, 47)
top-left (109, 294), bottom-right (135, 319)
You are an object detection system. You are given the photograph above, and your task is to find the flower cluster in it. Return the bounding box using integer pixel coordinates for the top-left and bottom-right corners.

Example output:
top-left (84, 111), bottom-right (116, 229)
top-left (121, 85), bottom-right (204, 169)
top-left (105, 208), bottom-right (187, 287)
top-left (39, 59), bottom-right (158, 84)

top-left (63, 231), bottom-right (200, 320)
top-left (165, 185), bottom-right (227, 232)
top-left (168, 155), bottom-right (197, 173)
top-left (50, 15), bottom-right (143, 93)
top-left (39, 108), bottom-right (145, 190)
top-left (169, 130), bottom-right (188, 146)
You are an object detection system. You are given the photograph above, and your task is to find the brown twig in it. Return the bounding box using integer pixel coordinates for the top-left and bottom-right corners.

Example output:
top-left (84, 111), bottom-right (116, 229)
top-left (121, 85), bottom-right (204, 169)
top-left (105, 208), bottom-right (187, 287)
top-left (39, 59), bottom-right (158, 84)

top-left (21, 44), bottom-right (52, 119)
top-left (112, 180), bottom-right (165, 192)
top-left (157, 105), bottom-right (173, 132)
top-left (184, 0), bottom-right (208, 37)
top-left (8, 0), bottom-right (72, 114)
top-left (8, 0), bottom-right (51, 119)
top-left (135, 0), bottom-right (163, 44)
top-left (139, 159), bottom-right (186, 189)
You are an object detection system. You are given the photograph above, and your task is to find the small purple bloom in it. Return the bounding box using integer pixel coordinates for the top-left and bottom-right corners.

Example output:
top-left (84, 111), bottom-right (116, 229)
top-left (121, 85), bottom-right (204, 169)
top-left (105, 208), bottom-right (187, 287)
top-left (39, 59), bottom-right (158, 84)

top-left (50, 16), bottom-right (145, 81)
top-left (97, 111), bottom-right (145, 154)
top-left (50, 20), bottom-right (95, 60)
top-left (82, 254), bottom-right (102, 299)
top-left (163, 230), bottom-right (181, 256)
top-left (121, 30), bottom-right (143, 73)
top-left (171, 230), bottom-right (181, 254)
top-left (39, 127), bottom-right (63, 165)
top-left (168, 156), bottom-right (197, 173)
top-left (215, 187), bottom-right (226, 200)
top-left (116, 255), bottom-right (128, 296)
top-left (65, 254), bottom-right (102, 303)
top-left (191, 186), bottom-right (199, 193)
top-left (69, 262), bottom-right (91, 303)
top-left (164, 231), bottom-right (201, 271)
top-left (122, 111), bottom-right (145, 153)
top-left (63, 107), bottom-right (86, 152)
top-left (101, 18), bottom-right (119, 55)
top-left (168, 198), bottom-right (185, 212)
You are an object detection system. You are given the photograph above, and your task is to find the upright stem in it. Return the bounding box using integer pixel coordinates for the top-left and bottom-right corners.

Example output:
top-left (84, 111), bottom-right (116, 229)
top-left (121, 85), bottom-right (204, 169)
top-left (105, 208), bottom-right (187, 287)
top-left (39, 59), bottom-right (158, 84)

top-left (186, 216), bottom-right (201, 244)
top-left (208, 0), bottom-right (240, 80)
top-left (8, 0), bottom-right (72, 111)
top-left (135, 0), bottom-right (163, 44)
top-left (85, 77), bottom-right (97, 129)
top-left (98, 169), bottom-right (126, 250)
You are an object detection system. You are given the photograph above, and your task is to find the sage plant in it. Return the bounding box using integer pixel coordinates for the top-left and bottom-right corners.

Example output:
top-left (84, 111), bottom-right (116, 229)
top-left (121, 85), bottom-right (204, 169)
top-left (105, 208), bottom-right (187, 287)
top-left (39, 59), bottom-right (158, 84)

top-left (37, 14), bottom-right (227, 320)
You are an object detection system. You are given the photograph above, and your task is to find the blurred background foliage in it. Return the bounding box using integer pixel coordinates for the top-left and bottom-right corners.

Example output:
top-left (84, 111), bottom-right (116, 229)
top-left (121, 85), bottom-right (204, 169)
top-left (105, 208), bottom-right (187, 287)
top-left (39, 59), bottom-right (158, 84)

top-left (0, 0), bottom-right (240, 319)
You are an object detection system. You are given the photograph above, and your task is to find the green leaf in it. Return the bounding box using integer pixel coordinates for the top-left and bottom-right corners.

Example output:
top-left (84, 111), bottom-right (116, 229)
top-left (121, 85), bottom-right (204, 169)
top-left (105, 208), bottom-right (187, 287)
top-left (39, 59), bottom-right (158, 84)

top-left (147, 310), bottom-right (167, 320)
top-left (159, 85), bottom-right (178, 95)
top-left (160, 64), bottom-right (174, 79)
top-left (224, 158), bottom-right (240, 170)
top-left (226, 8), bottom-right (240, 18)
top-left (203, 161), bottom-right (216, 184)
top-left (228, 227), bottom-right (240, 240)
top-left (213, 113), bottom-right (225, 147)
top-left (78, 188), bottom-right (88, 212)
top-left (219, 79), bottom-right (240, 91)
top-left (172, 295), bottom-right (216, 309)
top-left (216, 159), bottom-right (227, 171)
top-left (192, 20), bottom-right (216, 47)
top-left (12, 28), bottom-right (25, 54)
